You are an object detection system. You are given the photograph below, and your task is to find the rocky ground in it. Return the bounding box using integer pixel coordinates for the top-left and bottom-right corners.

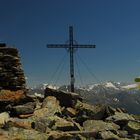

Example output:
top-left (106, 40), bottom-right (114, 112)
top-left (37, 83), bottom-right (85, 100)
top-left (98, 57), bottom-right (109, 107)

top-left (0, 88), bottom-right (140, 140)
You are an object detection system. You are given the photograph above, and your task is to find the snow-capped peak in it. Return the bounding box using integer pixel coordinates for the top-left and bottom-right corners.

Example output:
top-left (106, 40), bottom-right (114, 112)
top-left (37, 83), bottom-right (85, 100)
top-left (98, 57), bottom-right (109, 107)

top-left (87, 84), bottom-right (99, 91)
top-left (35, 83), bottom-right (59, 90)
top-left (105, 82), bottom-right (119, 90)
top-left (47, 84), bottom-right (59, 90)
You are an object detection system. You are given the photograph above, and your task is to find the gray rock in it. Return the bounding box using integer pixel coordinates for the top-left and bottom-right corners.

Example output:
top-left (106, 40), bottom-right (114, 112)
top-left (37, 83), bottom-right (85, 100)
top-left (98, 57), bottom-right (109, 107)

top-left (124, 120), bottom-right (140, 135)
top-left (75, 101), bottom-right (107, 124)
top-left (132, 134), bottom-right (140, 139)
top-left (83, 120), bottom-right (120, 132)
top-left (12, 102), bottom-right (36, 116)
top-left (31, 117), bottom-right (54, 132)
top-left (115, 130), bottom-right (128, 138)
top-left (105, 106), bottom-right (127, 118)
top-left (7, 127), bottom-right (49, 140)
top-left (52, 116), bottom-right (79, 131)
top-left (32, 115), bottom-right (80, 132)
top-left (98, 131), bottom-right (120, 140)
top-left (106, 112), bottom-right (135, 126)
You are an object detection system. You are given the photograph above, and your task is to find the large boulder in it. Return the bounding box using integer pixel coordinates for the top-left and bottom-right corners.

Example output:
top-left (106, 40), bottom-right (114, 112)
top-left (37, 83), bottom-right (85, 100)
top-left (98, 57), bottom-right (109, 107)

top-left (106, 112), bottom-right (135, 127)
top-left (31, 117), bottom-right (55, 132)
top-left (52, 116), bottom-right (80, 131)
top-left (44, 88), bottom-right (82, 107)
top-left (33, 97), bottom-right (61, 118)
top-left (11, 102), bottom-right (36, 116)
top-left (33, 108), bottom-right (52, 118)
top-left (83, 120), bottom-right (120, 132)
top-left (32, 115), bottom-right (80, 132)
top-left (42, 96), bottom-right (61, 114)
top-left (124, 121), bottom-right (140, 135)
top-left (75, 101), bottom-right (107, 124)
top-left (105, 106), bottom-right (127, 117)
top-left (115, 130), bottom-right (128, 138)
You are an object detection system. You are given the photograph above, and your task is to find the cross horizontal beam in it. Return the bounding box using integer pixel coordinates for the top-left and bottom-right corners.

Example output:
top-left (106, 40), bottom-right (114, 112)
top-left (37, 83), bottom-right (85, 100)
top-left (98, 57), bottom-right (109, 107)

top-left (47, 44), bottom-right (96, 48)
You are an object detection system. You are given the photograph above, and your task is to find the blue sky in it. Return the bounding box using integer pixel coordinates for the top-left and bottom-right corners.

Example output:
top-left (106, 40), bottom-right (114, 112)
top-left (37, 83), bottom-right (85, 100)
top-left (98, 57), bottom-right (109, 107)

top-left (0, 0), bottom-right (140, 87)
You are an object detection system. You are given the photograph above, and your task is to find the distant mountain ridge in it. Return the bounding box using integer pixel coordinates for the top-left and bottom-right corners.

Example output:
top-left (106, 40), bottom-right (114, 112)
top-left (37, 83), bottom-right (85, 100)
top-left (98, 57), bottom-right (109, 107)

top-left (28, 81), bottom-right (140, 114)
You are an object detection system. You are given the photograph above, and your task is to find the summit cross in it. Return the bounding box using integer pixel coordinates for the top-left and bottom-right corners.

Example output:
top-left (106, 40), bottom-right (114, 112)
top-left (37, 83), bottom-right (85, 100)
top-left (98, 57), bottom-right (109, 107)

top-left (47, 26), bottom-right (96, 92)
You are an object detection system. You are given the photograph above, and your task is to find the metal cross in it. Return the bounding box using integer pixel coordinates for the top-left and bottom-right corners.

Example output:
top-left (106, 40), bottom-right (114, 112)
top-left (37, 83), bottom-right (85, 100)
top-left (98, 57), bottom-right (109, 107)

top-left (47, 26), bottom-right (96, 92)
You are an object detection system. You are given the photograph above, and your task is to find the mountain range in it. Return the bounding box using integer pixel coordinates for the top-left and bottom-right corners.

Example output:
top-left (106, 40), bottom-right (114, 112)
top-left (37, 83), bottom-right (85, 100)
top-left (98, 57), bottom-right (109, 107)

top-left (28, 81), bottom-right (140, 114)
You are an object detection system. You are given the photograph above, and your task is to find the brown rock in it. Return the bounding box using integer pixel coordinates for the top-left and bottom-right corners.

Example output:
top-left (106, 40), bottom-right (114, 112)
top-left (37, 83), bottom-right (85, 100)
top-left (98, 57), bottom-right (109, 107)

top-left (19, 114), bottom-right (33, 118)
top-left (33, 108), bottom-right (50, 118)
top-left (42, 96), bottom-right (60, 109)
top-left (6, 120), bottom-right (31, 130)
top-left (33, 96), bottom-right (61, 118)
top-left (62, 107), bottom-right (77, 117)
top-left (0, 90), bottom-right (34, 113)
top-left (0, 90), bottom-right (25, 103)
top-left (45, 87), bottom-right (82, 107)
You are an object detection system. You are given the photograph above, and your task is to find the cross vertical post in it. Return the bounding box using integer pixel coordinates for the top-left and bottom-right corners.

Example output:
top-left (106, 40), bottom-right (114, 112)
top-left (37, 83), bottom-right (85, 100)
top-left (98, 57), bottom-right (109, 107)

top-left (47, 26), bottom-right (96, 92)
top-left (69, 26), bottom-right (74, 92)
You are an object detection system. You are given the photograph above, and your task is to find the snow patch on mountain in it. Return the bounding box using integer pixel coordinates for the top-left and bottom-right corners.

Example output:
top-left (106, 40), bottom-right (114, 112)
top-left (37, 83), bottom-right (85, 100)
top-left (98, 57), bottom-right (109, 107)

top-left (122, 84), bottom-right (137, 89)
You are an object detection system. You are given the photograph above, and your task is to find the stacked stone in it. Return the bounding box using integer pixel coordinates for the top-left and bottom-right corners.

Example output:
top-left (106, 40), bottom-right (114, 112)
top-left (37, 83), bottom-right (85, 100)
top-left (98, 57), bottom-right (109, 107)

top-left (0, 43), bottom-right (25, 90)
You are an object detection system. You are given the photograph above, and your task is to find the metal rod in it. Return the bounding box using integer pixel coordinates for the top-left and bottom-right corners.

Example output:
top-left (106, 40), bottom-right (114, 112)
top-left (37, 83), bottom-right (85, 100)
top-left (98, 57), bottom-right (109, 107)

top-left (69, 26), bottom-right (75, 92)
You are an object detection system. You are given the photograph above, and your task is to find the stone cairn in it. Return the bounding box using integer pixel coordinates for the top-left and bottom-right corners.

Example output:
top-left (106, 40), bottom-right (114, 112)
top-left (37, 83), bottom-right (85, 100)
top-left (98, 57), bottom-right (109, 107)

top-left (0, 43), bottom-right (27, 106)
top-left (0, 43), bottom-right (25, 90)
